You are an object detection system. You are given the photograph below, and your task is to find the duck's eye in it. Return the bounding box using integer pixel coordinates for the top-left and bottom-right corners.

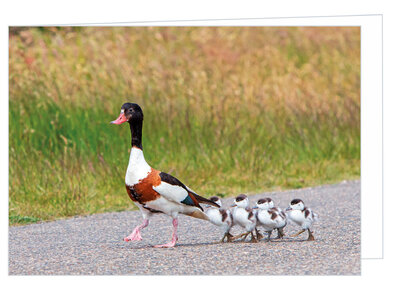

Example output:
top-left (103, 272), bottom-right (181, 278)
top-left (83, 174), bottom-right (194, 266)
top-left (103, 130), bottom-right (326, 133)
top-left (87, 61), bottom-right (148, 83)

top-left (129, 108), bottom-right (134, 112)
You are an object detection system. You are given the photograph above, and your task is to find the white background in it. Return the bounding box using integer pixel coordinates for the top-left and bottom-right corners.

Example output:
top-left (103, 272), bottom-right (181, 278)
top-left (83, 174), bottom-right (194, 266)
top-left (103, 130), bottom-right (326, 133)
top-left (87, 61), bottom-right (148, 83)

top-left (1, 0), bottom-right (399, 282)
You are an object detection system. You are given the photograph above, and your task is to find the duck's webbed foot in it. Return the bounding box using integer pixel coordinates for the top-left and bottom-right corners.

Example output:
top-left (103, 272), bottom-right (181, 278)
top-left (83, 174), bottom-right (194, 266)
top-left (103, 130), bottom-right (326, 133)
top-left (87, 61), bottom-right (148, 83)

top-left (124, 219), bottom-right (149, 242)
top-left (154, 218), bottom-right (178, 248)
top-left (154, 239), bottom-right (177, 248)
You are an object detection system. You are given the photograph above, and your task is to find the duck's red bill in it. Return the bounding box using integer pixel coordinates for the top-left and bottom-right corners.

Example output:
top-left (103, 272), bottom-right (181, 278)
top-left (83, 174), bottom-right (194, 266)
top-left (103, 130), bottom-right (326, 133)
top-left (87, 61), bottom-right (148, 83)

top-left (110, 113), bottom-right (127, 125)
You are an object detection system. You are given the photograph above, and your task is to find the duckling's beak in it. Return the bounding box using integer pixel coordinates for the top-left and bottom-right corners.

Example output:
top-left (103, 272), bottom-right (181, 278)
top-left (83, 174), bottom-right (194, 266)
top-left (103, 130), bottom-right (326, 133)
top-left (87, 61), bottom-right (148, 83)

top-left (252, 206), bottom-right (258, 209)
top-left (230, 204), bottom-right (237, 208)
top-left (111, 113), bottom-right (127, 125)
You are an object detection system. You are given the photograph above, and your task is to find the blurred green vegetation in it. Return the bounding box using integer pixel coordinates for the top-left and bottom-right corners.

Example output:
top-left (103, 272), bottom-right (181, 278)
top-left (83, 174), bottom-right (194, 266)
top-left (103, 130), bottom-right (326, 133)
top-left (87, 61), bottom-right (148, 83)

top-left (9, 27), bottom-right (360, 224)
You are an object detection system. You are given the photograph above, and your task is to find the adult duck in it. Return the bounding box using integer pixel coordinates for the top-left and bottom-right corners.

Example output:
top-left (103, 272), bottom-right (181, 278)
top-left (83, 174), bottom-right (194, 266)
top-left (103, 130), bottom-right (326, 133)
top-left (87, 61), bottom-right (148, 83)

top-left (111, 102), bottom-right (219, 248)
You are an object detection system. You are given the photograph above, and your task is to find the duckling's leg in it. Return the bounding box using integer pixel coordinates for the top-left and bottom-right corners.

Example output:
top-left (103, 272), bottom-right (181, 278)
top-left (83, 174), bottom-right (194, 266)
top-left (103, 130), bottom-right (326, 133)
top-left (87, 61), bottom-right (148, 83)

top-left (220, 232), bottom-right (235, 243)
top-left (277, 228), bottom-right (285, 239)
top-left (220, 232), bottom-right (231, 243)
top-left (250, 231), bottom-right (258, 243)
top-left (220, 233), bottom-right (227, 243)
top-left (154, 218), bottom-right (178, 248)
top-left (290, 229), bottom-right (305, 238)
top-left (226, 232), bottom-right (234, 242)
top-left (255, 228), bottom-right (264, 240)
top-left (307, 229), bottom-right (315, 241)
top-left (230, 232), bottom-right (249, 241)
top-left (219, 232), bottom-right (235, 243)
top-left (240, 232), bottom-right (250, 241)
top-left (265, 230), bottom-right (272, 242)
top-left (124, 219), bottom-right (149, 242)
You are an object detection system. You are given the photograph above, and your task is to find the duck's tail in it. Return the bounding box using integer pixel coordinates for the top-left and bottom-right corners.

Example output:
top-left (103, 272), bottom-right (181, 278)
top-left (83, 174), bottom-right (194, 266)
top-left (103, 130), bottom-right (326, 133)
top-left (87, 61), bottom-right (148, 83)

top-left (183, 209), bottom-right (210, 221)
top-left (188, 190), bottom-right (221, 208)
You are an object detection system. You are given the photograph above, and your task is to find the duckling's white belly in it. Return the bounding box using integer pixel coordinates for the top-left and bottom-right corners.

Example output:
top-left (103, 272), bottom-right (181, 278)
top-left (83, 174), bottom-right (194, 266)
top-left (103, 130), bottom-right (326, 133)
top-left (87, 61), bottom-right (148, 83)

top-left (257, 210), bottom-right (277, 230)
top-left (287, 210), bottom-right (304, 224)
top-left (206, 208), bottom-right (231, 232)
top-left (275, 214), bottom-right (287, 229)
top-left (207, 208), bottom-right (223, 225)
top-left (288, 210), bottom-right (312, 229)
top-left (233, 208), bottom-right (255, 231)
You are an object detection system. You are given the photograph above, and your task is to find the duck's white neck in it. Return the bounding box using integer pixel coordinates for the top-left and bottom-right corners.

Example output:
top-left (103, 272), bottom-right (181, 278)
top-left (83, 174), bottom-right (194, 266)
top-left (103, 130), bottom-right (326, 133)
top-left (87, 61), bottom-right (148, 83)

top-left (125, 147), bottom-right (151, 186)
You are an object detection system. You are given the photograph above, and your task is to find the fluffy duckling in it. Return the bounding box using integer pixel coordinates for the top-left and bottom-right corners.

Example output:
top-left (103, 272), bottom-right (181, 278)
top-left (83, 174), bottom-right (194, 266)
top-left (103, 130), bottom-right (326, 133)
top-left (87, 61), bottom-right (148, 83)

top-left (254, 198), bottom-right (287, 241)
top-left (264, 198), bottom-right (284, 214)
top-left (205, 196), bottom-right (234, 243)
top-left (285, 199), bottom-right (318, 241)
top-left (230, 194), bottom-right (258, 242)
top-left (263, 197), bottom-right (287, 239)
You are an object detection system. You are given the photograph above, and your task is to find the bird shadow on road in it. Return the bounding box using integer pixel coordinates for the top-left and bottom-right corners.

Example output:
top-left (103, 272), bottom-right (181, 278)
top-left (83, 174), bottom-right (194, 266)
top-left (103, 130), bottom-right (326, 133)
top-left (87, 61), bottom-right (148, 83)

top-left (111, 237), bottom-right (315, 251)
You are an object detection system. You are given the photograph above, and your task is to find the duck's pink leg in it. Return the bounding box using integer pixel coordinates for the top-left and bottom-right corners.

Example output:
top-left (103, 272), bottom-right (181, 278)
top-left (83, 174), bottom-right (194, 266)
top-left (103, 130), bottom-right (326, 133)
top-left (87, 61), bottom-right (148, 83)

top-left (154, 218), bottom-right (178, 248)
top-left (124, 219), bottom-right (149, 242)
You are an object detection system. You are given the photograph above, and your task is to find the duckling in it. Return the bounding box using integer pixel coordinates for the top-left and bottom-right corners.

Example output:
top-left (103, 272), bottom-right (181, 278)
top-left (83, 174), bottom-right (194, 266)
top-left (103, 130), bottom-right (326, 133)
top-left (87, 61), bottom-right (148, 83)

top-left (230, 194), bottom-right (258, 242)
top-left (285, 199), bottom-right (318, 241)
top-left (254, 198), bottom-right (287, 241)
top-left (263, 197), bottom-right (287, 239)
top-left (205, 196), bottom-right (234, 243)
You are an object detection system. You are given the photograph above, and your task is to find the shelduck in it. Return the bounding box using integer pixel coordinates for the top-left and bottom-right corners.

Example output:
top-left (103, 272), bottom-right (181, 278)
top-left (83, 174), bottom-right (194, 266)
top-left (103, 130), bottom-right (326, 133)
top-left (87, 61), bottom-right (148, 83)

top-left (285, 199), bottom-right (318, 241)
top-left (254, 198), bottom-right (287, 241)
top-left (111, 103), bottom-right (219, 248)
top-left (205, 196), bottom-right (234, 243)
top-left (230, 194), bottom-right (258, 242)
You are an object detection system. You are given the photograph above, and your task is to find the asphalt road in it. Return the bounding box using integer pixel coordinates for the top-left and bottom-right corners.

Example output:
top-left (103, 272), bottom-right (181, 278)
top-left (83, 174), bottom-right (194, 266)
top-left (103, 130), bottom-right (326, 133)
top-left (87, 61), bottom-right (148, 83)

top-left (9, 180), bottom-right (360, 275)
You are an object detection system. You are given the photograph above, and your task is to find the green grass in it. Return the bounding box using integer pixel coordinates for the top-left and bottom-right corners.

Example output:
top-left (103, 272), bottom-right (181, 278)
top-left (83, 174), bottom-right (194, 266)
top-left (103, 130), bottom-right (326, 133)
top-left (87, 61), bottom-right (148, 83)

top-left (9, 215), bottom-right (42, 225)
top-left (9, 27), bottom-right (360, 225)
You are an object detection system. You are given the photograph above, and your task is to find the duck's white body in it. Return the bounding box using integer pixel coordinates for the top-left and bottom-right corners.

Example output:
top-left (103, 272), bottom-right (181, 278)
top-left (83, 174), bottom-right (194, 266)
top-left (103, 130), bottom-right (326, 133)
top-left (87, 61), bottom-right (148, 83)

top-left (126, 147), bottom-right (205, 219)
